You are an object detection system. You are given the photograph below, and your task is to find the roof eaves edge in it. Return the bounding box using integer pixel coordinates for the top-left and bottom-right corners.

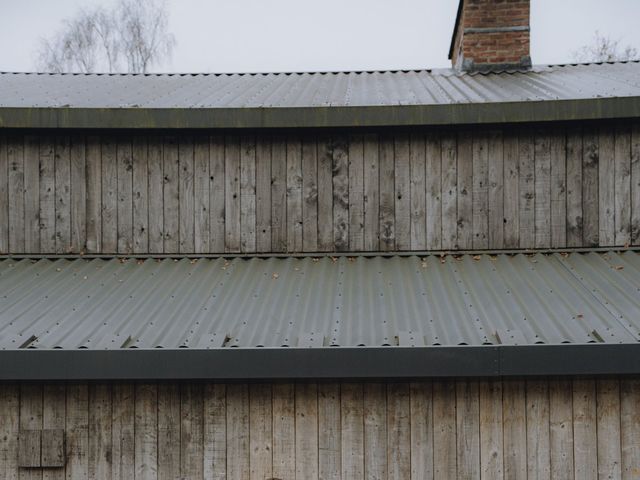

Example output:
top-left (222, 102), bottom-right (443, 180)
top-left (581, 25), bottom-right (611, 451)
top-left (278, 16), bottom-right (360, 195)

top-left (1, 96), bottom-right (639, 129)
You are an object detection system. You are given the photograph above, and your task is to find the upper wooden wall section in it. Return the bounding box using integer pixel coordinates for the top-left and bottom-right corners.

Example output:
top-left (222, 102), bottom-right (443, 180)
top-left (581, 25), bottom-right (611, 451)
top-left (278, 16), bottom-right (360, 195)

top-left (1, 122), bottom-right (639, 255)
top-left (1, 377), bottom-right (639, 479)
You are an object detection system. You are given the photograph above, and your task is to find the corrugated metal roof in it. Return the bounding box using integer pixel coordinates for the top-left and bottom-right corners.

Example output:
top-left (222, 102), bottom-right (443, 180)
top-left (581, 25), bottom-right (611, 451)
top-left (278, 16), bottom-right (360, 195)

top-left (1, 62), bottom-right (639, 108)
top-left (0, 251), bottom-right (638, 350)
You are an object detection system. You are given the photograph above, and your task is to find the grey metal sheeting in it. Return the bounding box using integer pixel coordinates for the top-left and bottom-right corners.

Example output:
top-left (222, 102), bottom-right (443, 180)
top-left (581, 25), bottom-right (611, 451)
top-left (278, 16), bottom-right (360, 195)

top-left (1, 62), bottom-right (640, 128)
top-left (2, 62), bottom-right (640, 108)
top-left (0, 251), bottom-right (638, 351)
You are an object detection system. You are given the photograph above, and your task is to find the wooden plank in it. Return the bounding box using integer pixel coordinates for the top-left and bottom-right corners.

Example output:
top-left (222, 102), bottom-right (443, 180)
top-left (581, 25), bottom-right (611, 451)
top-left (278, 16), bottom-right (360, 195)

top-left (583, 128), bottom-right (600, 247)
top-left (318, 383), bottom-right (341, 480)
top-left (599, 127), bottom-right (616, 246)
top-left (363, 134), bottom-right (380, 251)
top-left (70, 136), bottom-right (87, 253)
top-left (85, 136), bottom-right (102, 253)
top-left (112, 384), bottom-right (134, 480)
top-left (296, 383), bottom-right (319, 480)
top-left (20, 384), bottom-right (42, 480)
top-left (157, 384), bottom-right (180, 480)
top-left (621, 378), bottom-right (640, 480)
top-left (194, 135), bottom-right (210, 253)
top-left (147, 137), bottom-right (164, 253)
top-left (240, 136), bottom-right (256, 253)
top-left (632, 124), bottom-right (640, 244)
top-left (572, 379), bottom-right (598, 480)
top-left (363, 383), bottom-right (387, 480)
top-left (0, 137), bottom-right (8, 254)
top-left (249, 384), bottom-right (272, 480)
top-left (388, 383), bottom-right (411, 480)
top-left (8, 136), bottom-right (25, 253)
top-left (286, 137), bottom-right (303, 252)
top-left (55, 135), bottom-right (71, 253)
top-left (88, 384), bottom-right (111, 480)
top-left (41, 430), bottom-right (64, 469)
top-left (66, 384), bottom-right (89, 480)
top-left (204, 384), bottom-right (226, 480)
top-left (226, 384), bottom-right (253, 480)
top-left (566, 128), bottom-right (583, 247)
top-left (456, 380), bottom-right (480, 480)
top-left (42, 385), bottom-right (65, 479)
top-left (549, 378), bottom-right (574, 479)
top-left (0, 384), bottom-right (19, 480)
top-left (341, 383), bottom-right (364, 479)
top-left (441, 134), bottom-right (457, 250)
top-left (348, 135), bottom-right (365, 251)
top-left (615, 125), bottom-right (632, 246)
top-left (302, 135), bottom-right (319, 252)
top-left (597, 378), bottom-right (622, 480)
top-left (550, 131), bottom-right (567, 248)
top-left (410, 382), bottom-right (433, 480)
top-left (101, 136), bottom-right (118, 253)
top-left (488, 130), bottom-right (505, 249)
top-left (134, 383), bottom-right (157, 480)
top-left (394, 135), bottom-right (411, 251)
top-left (272, 383), bottom-right (295, 480)
top-left (271, 137), bottom-right (287, 253)
top-left (18, 430), bottom-right (40, 469)
top-left (23, 135), bottom-right (40, 253)
top-left (409, 133), bottom-right (427, 250)
top-left (317, 136), bottom-right (333, 252)
top-left (333, 136), bottom-right (349, 251)
top-left (255, 136), bottom-right (272, 252)
top-left (179, 136), bottom-right (195, 253)
top-left (502, 380), bottom-right (527, 480)
top-left (162, 136), bottom-right (180, 253)
top-left (503, 131), bottom-right (520, 248)
top-left (426, 133), bottom-right (442, 250)
top-left (132, 136), bottom-right (149, 254)
top-left (526, 379), bottom-right (550, 480)
top-left (534, 131), bottom-right (552, 248)
top-left (39, 137), bottom-right (55, 253)
top-left (457, 133), bottom-right (473, 249)
top-left (433, 380), bottom-right (456, 478)
top-left (379, 135), bottom-right (395, 251)
top-left (479, 379), bottom-right (503, 479)
top-left (180, 384), bottom-right (204, 480)
top-left (472, 133), bottom-right (489, 250)
top-left (209, 135), bottom-right (226, 253)
top-left (116, 136), bottom-right (133, 254)
top-left (518, 130), bottom-right (535, 248)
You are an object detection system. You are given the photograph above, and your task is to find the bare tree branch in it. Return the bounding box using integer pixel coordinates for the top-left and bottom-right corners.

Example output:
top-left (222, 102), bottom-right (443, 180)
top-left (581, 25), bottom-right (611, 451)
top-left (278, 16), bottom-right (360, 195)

top-left (572, 31), bottom-right (639, 63)
top-left (35, 0), bottom-right (174, 73)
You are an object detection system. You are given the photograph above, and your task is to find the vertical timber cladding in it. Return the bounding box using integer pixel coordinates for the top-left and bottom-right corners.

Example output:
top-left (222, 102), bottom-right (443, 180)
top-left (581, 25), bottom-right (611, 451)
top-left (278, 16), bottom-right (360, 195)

top-left (0, 122), bottom-right (639, 255)
top-left (1, 379), bottom-right (640, 479)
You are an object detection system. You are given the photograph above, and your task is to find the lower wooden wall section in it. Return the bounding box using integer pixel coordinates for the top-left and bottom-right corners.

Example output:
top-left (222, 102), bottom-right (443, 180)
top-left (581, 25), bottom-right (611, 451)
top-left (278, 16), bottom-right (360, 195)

top-left (1, 378), bottom-right (639, 479)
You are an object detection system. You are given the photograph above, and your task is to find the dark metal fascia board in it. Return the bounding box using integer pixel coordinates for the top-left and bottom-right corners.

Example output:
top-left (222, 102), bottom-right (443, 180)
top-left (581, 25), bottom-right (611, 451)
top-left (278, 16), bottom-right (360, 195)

top-left (1, 96), bottom-right (640, 129)
top-left (1, 344), bottom-right (639, 381)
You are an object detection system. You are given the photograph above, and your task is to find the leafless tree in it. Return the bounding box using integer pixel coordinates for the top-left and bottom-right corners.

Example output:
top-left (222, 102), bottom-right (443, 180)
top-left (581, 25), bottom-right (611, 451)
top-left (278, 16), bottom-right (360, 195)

top-left (572, 31), bottom-right (638, 63)
top-left (36, 0), bottom-right (175, 73)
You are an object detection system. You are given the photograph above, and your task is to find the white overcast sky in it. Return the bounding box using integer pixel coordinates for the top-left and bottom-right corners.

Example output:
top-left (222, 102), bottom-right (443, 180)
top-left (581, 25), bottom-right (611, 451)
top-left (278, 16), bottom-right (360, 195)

top-left (1, 0), bottom-right (640, 73)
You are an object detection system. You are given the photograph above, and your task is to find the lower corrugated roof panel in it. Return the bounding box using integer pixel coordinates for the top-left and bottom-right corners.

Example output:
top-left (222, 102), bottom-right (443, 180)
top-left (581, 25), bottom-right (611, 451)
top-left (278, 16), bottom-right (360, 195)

top-left (0, 251), bottom-right (638, 350)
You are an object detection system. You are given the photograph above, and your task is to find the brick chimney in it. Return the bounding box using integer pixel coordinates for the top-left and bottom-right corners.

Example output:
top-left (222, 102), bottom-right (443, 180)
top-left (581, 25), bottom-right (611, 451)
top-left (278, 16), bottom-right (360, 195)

top-left (449, 0), bottom-right (531, 72)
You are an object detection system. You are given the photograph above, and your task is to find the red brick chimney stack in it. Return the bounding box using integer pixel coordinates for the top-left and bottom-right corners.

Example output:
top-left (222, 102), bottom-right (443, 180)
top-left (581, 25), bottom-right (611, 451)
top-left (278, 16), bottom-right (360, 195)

top-left (449, 0), bottom-right (531, 72)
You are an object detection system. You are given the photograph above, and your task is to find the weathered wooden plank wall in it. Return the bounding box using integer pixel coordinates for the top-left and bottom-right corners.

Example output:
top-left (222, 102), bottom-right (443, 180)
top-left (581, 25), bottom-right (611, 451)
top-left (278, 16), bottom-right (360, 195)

top-left (1, 123), bottom-right (639, 255)
top-left (0, 378), bottom-right (639, 480)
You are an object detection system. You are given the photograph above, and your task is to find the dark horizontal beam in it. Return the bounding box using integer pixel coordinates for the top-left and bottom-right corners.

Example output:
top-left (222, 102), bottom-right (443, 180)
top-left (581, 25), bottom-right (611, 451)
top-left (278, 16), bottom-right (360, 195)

top-left (1, 96), bottom-right (639, 129)
top-left (1, 344), bottom-right (639, 380)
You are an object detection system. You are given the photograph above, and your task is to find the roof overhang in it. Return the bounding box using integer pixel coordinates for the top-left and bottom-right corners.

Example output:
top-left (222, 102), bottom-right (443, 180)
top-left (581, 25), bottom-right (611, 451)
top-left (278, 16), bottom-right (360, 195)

top-left (1, 344), bottom-right (640, 380)
top-left (1, 96), bottom-right (640, 129)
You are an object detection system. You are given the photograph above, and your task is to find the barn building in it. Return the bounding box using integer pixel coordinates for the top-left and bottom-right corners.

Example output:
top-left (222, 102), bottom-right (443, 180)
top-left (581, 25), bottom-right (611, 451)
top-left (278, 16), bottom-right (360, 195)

top-left (1, 0), bottom-right (640, 478)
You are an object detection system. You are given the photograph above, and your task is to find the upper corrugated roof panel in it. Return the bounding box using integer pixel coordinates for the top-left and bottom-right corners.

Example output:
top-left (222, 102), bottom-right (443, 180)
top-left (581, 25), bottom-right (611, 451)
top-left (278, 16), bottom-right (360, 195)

top-left (1, 62), bottom-right (640, 109)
